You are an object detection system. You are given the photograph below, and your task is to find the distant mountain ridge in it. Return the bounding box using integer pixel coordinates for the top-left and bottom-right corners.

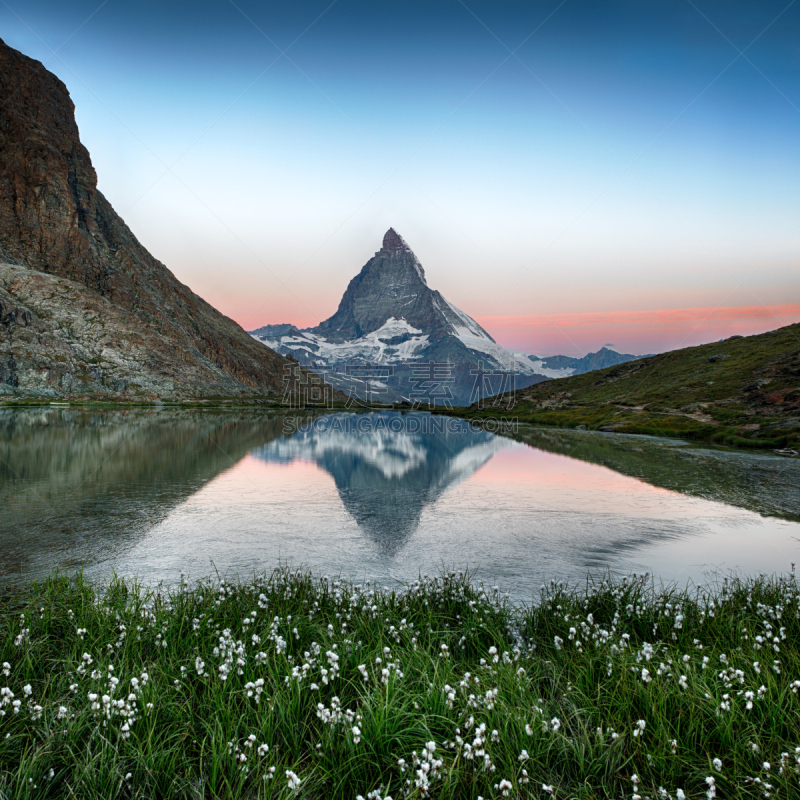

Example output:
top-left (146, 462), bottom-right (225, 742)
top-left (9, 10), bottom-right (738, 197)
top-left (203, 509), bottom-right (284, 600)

top-left (521, 347), bottom-right (654, 378)
top-left (250, 229), bottom-right (648, 404)
top-left (0, 38), bottom-right (319, 399)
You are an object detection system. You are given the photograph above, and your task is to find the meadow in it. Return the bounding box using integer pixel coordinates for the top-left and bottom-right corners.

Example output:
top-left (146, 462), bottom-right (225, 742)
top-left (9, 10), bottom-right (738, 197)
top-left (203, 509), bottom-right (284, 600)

top-left (1, 568), bottom-right (799, 799)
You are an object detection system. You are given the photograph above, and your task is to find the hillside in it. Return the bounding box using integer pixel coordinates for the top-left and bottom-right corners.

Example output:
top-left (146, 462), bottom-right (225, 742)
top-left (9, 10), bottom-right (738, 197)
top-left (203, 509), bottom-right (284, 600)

top-left (464, 323), bottom-right (800, 449)
top-left (0, 39), bottom-right (314, 400)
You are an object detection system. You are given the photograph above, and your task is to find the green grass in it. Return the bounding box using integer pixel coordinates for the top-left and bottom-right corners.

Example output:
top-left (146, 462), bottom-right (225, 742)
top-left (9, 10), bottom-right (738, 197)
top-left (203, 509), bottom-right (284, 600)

top-left (456, 323), bottom-right (800, 449)
top-left (1, 569), bottom-right (799, 798)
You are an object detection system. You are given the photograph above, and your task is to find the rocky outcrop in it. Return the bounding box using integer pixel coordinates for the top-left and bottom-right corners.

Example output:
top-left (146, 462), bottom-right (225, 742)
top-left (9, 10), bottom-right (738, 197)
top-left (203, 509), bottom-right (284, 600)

top-left (0, 38), bottom-right (309, 398)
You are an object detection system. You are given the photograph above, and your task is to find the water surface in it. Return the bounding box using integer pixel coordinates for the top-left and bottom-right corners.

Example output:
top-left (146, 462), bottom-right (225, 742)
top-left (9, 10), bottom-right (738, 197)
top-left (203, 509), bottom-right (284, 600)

top-left (2, 408), bottom-right (798, 599)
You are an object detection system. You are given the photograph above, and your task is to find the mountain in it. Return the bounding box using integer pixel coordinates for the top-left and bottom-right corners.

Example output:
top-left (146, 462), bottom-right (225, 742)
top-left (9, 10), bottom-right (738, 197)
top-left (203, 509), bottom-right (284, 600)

top-left (252, 411), bottom-right (512, 552)
top-left (250, 229), bottom-right (650, 405)
top-left (0, 39), bottom-right (319, 400)
top-left (519, 347), bottom-right (653, 378)
top-left (251, 228), bottom-right (553, 405)
top-left (463, 323), bottom-right (800, 450)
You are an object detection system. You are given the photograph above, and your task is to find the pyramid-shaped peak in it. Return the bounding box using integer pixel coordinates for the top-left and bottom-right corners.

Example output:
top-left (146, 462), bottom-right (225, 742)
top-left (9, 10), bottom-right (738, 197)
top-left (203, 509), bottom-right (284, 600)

top-left (382, 228), bottom-right (409, 252)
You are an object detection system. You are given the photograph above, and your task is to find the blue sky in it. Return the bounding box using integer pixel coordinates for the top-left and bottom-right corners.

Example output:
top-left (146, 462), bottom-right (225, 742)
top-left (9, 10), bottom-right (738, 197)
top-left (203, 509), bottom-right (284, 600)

top-left (2, 0), bottom-right (798, 354)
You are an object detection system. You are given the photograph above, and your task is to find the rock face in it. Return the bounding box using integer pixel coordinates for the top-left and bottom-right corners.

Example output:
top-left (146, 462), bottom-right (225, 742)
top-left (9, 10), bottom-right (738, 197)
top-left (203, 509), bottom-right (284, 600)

top-left (251, 229), bottom-right (549, 405)
top-left (0, 39), bottom-right (304, 398)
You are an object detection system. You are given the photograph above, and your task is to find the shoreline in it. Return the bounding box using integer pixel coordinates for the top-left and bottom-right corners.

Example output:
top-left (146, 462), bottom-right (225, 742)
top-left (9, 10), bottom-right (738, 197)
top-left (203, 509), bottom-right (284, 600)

top-left (1, 399), bottom-right (797, 455)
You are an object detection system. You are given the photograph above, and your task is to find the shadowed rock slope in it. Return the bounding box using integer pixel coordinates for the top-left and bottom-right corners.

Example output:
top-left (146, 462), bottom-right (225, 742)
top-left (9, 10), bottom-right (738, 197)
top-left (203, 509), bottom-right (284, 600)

top-left (0, 39), bottom-right (304, 399)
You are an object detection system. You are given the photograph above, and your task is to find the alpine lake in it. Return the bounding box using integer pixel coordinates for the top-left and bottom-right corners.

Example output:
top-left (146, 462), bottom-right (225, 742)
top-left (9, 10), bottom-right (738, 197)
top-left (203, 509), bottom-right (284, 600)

top-left (2, 407), bottom-right (799, 600)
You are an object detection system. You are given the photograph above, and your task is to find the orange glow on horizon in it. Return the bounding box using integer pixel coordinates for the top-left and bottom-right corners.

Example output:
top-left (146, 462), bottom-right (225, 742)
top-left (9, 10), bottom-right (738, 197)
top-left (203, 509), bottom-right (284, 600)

top-left (232, 301), bottom-right (799, 357)
top-left (475, 304), bottom-right (800, 329)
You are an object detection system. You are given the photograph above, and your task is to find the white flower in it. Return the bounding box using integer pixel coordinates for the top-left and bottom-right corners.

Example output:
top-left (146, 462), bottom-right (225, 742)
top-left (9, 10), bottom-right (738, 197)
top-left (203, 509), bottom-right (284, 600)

top-left (551, 717), bottom-right (561, 731)
top-left (285, 769), bottom-right (301, 790)
top-left (713, 757), bottom-right (722, 771)
top-left (518, 749), bottom-right (529, 762)
top-left (633, 719), bottom-right (646, 737)
top-left (352, 725), bottom-right (361, 744)
top-left (542, 785), bottom-right (554, 795)
top-left (257, 743), bottom-right (269, 756)
top-left (676, 790), bottom-right (686, 800)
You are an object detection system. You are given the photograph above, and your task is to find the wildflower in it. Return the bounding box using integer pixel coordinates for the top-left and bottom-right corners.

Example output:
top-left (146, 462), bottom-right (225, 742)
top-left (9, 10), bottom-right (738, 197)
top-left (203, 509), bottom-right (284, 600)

top-left (542, 785), bottom-right (554, 794)
top-left (763, 762), bottom-right (770, 771)
top-left (525, 723), bottom-right (533, 735)
top-left (713, 758), bottom-right (722, 771)
top-left (518, 749), bottom-right (529, 762)
top-left (551, 717), bottom-right (561, 731)
top-left (1, 663), bottom-right (9, 677)
top-left (258, 743), bottom-right (269, 756)
top-left (497, 778), bottom-right (513, 796)
top-left (705, 776), bottom-right (716, 799)
top-left (352, 725), bottom-right (361, 744)
top-left (285, 770), bottom-right (301, 790)
top-left (633, 719), bottom-right (646, 738)
top-left (677, 791), bottom-right (686, 800)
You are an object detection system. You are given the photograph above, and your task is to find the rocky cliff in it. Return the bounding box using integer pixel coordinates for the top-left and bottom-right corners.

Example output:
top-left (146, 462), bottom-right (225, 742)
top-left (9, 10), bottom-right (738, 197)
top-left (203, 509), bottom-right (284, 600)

top-left (0, 39), bottom-right (303, 398)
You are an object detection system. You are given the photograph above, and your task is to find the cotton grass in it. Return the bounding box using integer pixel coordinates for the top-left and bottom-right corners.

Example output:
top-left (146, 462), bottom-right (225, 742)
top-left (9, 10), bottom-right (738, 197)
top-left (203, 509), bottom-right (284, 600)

top-left (0, 568), bottom-right (799, 798)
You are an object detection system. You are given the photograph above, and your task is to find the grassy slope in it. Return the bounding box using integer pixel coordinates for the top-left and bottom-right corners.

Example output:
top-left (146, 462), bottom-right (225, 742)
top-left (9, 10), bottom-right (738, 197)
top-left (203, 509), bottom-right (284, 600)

top-left (1, 570), bottom-right (799, 799)
top-left (462, 323), bottom-right (800, 449)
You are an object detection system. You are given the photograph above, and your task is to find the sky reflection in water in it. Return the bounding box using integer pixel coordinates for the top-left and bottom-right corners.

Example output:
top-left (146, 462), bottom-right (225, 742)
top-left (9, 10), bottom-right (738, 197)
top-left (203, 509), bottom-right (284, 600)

top-left (1, 410), bottom-right (798, 599)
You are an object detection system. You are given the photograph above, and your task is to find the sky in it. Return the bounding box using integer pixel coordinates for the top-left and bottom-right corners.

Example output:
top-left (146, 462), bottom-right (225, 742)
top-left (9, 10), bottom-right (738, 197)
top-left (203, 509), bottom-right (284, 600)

top-left (2, 0), bottom-right (799, 356)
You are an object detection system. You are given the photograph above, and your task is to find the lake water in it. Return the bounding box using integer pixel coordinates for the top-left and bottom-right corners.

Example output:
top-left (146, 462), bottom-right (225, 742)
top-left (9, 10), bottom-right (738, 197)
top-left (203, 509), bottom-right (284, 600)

top-left (2, 408), bottom-right (799, 600)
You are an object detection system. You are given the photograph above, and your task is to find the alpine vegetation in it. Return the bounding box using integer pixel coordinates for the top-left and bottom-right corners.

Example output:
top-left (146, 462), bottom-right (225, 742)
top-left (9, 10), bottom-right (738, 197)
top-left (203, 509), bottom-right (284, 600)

top-left (1, 569), bottom-right (799, 798)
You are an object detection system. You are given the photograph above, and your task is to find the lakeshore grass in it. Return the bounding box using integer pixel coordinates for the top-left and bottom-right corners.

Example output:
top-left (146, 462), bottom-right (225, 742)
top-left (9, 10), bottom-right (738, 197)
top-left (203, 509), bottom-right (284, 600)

top-left (1, 569), bottom-right (799, 799)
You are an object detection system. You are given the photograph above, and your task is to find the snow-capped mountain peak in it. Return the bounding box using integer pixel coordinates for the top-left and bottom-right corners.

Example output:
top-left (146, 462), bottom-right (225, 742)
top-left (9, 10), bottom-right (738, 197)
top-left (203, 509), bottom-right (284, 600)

top-left (249, 230), bottom-right (648, 404)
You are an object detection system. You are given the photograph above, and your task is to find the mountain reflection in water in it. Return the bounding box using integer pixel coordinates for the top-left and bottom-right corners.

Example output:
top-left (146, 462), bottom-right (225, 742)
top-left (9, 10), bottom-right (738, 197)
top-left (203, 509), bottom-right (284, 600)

top-left (1, 408), bottom-right (799, 596)
top-left (251, 414), bottom-right (510, 553)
